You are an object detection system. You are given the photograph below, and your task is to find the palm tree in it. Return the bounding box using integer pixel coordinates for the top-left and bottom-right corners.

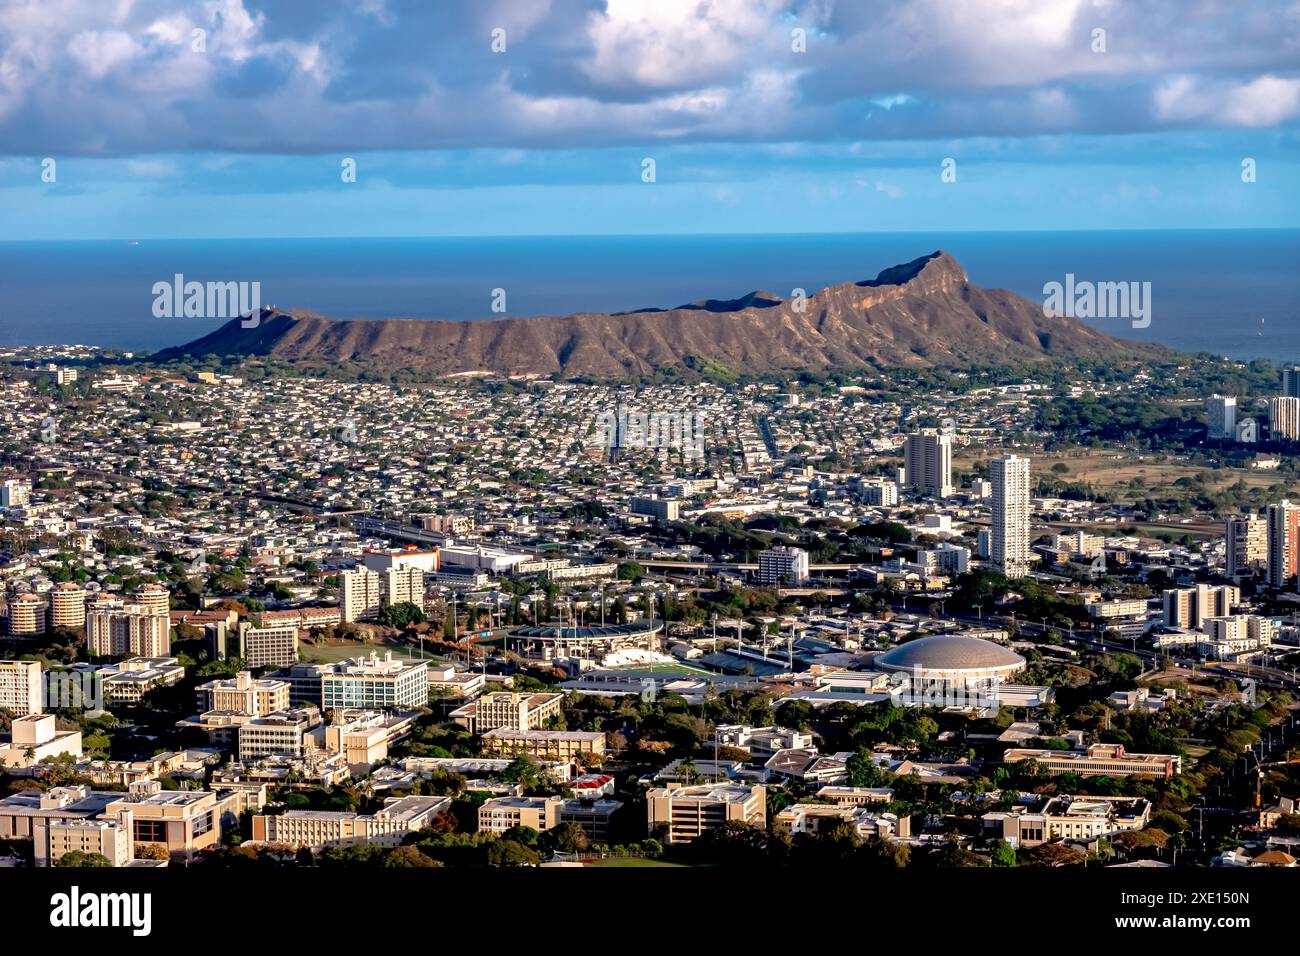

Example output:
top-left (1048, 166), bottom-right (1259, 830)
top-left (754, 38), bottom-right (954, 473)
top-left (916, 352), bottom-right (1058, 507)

top-left (677, 756), bottom-right (702, 785)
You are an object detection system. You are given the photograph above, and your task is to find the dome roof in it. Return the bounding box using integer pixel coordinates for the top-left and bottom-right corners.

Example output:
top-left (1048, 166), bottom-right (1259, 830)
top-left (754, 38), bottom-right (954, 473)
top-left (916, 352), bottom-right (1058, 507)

top-left (876, 635), bottom-right (1024, 672)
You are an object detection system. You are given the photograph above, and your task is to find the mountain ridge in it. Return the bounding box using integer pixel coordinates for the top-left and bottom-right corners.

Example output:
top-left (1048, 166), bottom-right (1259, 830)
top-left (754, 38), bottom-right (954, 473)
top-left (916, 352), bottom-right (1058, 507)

top-left (154, 250), bottom-right (1162, 377)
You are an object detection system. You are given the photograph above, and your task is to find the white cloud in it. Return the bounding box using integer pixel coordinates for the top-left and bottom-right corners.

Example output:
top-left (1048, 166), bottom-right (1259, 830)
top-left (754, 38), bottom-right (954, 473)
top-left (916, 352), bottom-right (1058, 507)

top-left (203, 0), bottom-right (263, 63)
top-left (582, 0), bottom-right (788, 90)
top-left (1156, 73), bottom-right (1300, 127)
top-left (1222, 75), bottom-right (1300, 126)
top-left (66, 29), bottom-right (140, 79)
top-left (0, 0), bottom-right (1295, 155)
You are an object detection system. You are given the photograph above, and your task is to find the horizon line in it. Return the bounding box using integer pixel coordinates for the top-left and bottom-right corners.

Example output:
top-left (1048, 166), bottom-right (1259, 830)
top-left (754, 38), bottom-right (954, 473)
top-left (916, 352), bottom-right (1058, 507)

top-left (3, 226), bottom-right (1299, 243)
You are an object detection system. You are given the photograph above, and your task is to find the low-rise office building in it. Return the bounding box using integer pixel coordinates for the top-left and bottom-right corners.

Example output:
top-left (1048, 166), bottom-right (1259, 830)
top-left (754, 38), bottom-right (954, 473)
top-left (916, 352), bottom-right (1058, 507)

top-left (450, 691), bottom-right (563, 733)
top-left (266, 662), bottom-right (330, 706)
top-left (256, 607), bottom-right (342, 631)
top-left (0, 786), bottom-right (118, 841)
top-left (1002, 741), bottom-right (1181, 779)
top-left (34, 809), bottom-right (133, 867)
top-left (196, 671), bottom-right (291, 716)
top-left (983, 795), bottom-right (1151, 847)
top-left (559, 798), bottom-right (624, 842)
top-left (102, 780), bottom-right (238, 860)
top-left (764, 749), bottom-right (850, 787)
top-left (324, 709), bottom-right (416, 775)
top-left (645, 782), bottom-right (766, 844)
top-left (251, 795), bottom-right (450, 849)
top-left (93, 657), bottom-right (185, 705)
top-left (372, 756), bottom-right (572, 791)
top-left (237, 708), bottom-right (324, 760)
top-left (773, 802), bottom-right (908, 840)
top-left (206, 619), bottom-right (298, 668)
top-left (480, 728), bottom-right (606, 761)
top-left (715, 725), bottom-right (814, 757)
top-left (815, 786), bottom-right (895, 806)
top-left (478, 795), bottom-right (563, 834)
top-left (320, 653), bottom-right (428, 710)
top-left (0, 714), bottom-right (82, 768)
top-left (427, 664), bottom-right (486, 700)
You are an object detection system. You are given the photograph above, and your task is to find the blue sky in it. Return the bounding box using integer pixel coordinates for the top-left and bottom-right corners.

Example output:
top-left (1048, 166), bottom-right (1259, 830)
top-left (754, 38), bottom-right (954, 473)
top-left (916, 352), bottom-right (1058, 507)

top-left (0, 0), bottom-right (1297, 239)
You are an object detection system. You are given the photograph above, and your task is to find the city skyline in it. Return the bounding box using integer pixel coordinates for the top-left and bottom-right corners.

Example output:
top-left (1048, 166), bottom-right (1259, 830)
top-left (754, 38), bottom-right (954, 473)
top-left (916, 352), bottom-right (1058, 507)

top-left (1, 0), bottom-right (1298, 931)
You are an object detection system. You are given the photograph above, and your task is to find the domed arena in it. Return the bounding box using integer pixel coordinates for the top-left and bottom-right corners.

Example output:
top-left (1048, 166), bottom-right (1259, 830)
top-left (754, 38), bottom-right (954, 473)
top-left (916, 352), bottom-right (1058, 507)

top-left (875, 634), bottom-right (1026, 685)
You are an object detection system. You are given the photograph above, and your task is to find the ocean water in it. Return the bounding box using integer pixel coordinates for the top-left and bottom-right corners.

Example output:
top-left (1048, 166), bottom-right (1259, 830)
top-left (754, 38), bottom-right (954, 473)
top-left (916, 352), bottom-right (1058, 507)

top-left (0, 230), bottom-right (1296, 361)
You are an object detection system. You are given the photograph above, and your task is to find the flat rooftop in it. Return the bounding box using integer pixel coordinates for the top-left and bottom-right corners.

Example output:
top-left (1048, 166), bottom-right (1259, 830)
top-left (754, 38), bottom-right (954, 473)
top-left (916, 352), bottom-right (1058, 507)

top-left (651, 784), bottom-right (757, 803)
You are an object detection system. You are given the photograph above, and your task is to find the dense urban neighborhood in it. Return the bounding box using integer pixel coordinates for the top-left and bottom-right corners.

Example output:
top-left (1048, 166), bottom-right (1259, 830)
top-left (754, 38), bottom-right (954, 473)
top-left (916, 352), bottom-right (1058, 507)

top-left (1, 346), bottom-right (1299, 872)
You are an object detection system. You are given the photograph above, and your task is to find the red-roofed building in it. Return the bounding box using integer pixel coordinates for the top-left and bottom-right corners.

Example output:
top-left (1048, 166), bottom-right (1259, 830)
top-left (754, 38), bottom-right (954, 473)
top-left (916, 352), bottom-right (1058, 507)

top-left (572, 773), bottom-right (615, 797)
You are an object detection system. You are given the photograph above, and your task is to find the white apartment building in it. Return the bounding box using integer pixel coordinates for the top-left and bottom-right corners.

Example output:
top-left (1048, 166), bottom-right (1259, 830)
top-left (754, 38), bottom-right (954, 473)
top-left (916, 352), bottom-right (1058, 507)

top-left (48, 583), bottom-right (87, 629)
top-left (917, 543), bottom-right (970, 576)
top-left (380, 566), bottom-right (425, 607)
top-left (1200, 615), bottom-right (1275, 659)
top-left (132, 583), bottom-right (171, 616)
top-left (0, 660), bottom-right (42, 716)
top-left (339, 568), bottom-right (380, 623)
top-left (1162, 585), bottom-right (1239, 629)
top-left (990, 454), bottom-right (1032, 579)
top-left (1269, 397), bottom-right (1300, 441)
top-left (414, 513), bottom-right (475, 535)
top-left (856, 477), bottom-right (899, 507)
top-left (87, 603), bottom-right (170, 657)
top-left (7, 593), bottom-right (48, 636)
top-left (1206, 394), bottom-right (1237, 439)
top-left (630, 497), bottom-right (681, 521)
top-left (237, 620), bottom-right (299, 668)
top-left (903, 430), bottom-right (954, 499)
top-left (1053, 530), bottom-right (1104, 558)
top-left (1227, 514), bottom-right (1268, 578)
top-left (0, 478), bottom-right (31, 509)
top-left (757, 546), bottom-right (810, 586)
top-left (1087, 598), bottom-right (1150, 621)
